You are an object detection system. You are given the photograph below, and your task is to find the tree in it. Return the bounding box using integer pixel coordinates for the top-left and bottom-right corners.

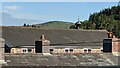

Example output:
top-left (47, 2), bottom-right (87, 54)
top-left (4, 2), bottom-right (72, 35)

top-left (69, 25), bottom-right (76, 29)
top-left (79, 5), bottom-right (120, 38)
top-left (23, 23), bottom-right (26, 27)
top-left (89, 5), bottom-right (120, 37)
top-left (32, 25), bottom-right (36, 27)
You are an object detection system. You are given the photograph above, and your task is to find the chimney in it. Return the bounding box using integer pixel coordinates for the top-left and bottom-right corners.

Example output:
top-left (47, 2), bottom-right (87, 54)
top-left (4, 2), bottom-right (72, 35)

top-left (35, 35), bottom-right (50, 53)
top-left (112, 38), bottom-right (120, 56)
top-left (107, 32), bottom-right (113, 38)
top-left (35, 40), bottom-right (42, 53)
top-left (103, 39), bottom-right (112, 53)
top-left (40, 35), bottom-right (45, 40)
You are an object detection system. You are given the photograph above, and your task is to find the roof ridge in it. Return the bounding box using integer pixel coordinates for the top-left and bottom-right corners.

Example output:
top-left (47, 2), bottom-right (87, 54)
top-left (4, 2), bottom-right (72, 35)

top-left (2, 26), bottom-right (107, 32)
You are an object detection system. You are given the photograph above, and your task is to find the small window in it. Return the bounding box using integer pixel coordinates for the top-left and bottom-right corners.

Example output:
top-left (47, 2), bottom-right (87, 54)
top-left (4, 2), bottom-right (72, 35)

top-left (50, 49), bottom-right (54, 51)
top-left (65, 49), bottom-right (69, 52)
top-left (84, 49), bottom-right (87, 52)
top-left (23, 49), bottom-right (26, 52)
top-left (70, 49), bottom-right (73, 52)
top-left (50, 49), bottom-right (54, 54)
top-left (28, 49), bottom-right (32, 52)
top-left (88, 49), bottom-right (91, 51)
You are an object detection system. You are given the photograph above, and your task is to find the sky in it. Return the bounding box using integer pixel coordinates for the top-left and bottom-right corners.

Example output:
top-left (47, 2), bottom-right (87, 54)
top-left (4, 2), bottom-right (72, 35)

top-left (1, 2), bottom-right (119, 25)
top-left (1, 0), bottom-right (120, 2)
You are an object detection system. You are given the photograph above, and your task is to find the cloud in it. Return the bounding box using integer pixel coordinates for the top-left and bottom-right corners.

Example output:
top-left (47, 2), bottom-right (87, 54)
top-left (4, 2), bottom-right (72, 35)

top-left (0, 11), bottom-right (7, 14)
top-left (4, 5), bottom-right (20, 10)
top-left (1, 12), bottom-right (44, 26)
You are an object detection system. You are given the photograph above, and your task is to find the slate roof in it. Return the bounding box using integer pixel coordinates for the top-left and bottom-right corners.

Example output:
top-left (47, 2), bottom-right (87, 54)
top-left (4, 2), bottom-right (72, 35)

top-left (2, 26), bottom-right (108, 47)
top-left (3, 53), bottom-right (118, 66)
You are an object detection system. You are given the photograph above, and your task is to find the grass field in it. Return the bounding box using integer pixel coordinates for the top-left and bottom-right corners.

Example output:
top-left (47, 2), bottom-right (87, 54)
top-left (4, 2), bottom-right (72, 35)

top-left (32, 21), bottom-right (74, 29)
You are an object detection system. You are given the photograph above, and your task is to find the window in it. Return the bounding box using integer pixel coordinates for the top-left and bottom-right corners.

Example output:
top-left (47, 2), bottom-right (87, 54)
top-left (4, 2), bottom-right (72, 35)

top-left (50, 49), bottom-right (54, 51)
top-left (84, 49), bottom-right (87, 52)
top-left (83, 48), bottom-right (92, 53)
top-left (65, 49), bottom-right (69, 52)
top-left (88, 49), bottom-right (91, 51)
top-left (28, 49), bottom-right (32, 52)
top-left (22, 48), bottom-right (28, 53)
top-left (88, 49), bottom-right (91, 53)
top-left (50, 49), bottom-right (54, 54)
top-left (83, 48), bottom-right (88, 53)
top-left (70, 49), bottom-right (73, 52)
top-left (23, 49), bottom-right (26, 52)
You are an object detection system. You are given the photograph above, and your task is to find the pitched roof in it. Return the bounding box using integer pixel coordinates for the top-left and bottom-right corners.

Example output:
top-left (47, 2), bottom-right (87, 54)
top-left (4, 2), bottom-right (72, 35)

top-left (4, 53), bottom-right (118, 66)
top-left (2, 26), bottom-right (108, 47)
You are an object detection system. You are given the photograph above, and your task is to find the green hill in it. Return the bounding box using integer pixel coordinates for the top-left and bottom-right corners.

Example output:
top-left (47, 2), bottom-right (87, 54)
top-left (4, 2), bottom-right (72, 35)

top-left (31, 21), bottom-right (74, 29)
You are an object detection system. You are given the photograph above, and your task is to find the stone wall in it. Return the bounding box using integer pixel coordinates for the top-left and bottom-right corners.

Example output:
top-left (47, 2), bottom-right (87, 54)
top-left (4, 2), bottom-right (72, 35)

top-left (11, 48), bottom-right (35, 53)
top-left (0, 38), bottom-right (4, 60)
top-left (0, 38), bottom-right (6, 67)
top-left (10, 48), bottom-right (102, 54)
top-left (51, 48), bottom-right (102, 54)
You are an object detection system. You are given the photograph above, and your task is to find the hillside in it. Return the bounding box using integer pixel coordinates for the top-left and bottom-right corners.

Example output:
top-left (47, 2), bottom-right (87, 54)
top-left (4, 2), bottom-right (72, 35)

top-left (30, 21), bottom-right (74, 29)
top-left (70, 5), bottom-right (120, 38)
top-left (88, 5), bottom-right (120, 38)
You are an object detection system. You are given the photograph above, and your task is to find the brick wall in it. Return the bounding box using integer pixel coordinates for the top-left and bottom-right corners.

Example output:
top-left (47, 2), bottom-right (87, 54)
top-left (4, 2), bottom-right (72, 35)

top-left (112, 38), bottom-right (120, 53)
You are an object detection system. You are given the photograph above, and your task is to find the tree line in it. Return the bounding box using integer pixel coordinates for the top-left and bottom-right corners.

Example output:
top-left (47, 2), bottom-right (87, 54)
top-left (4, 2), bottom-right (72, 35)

top-left (70, 5), bottom-right (120, 38)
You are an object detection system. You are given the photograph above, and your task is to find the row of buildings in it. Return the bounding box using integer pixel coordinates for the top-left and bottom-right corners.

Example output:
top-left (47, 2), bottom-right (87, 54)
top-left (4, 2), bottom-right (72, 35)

top-left (0, 26), bottom-right (120, 67)
top-left (1, 26), bottom-right (120, 55)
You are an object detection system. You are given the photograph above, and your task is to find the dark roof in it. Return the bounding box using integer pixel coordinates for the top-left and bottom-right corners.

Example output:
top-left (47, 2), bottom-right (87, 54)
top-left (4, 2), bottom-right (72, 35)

top-left (2, 26), bottom-right (108, 47)
top-left (4, 53), bottom-right (118, 66)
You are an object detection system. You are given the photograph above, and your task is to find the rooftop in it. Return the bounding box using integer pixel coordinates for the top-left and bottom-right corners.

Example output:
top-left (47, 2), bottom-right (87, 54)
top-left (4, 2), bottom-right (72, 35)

top-left (3, 53), bottom-right (118, 66)
top-left (2, 26), bottom-right (108, 47)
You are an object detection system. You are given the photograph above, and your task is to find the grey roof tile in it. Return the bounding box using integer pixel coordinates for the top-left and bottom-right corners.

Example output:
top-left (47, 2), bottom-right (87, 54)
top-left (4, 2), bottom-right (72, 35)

top-left (2, 27), bottom-right (108, 47)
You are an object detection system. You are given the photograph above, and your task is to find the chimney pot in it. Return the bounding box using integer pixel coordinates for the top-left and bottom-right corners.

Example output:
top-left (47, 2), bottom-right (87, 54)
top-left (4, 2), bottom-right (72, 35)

top-left (107, 32), bottom-right (113, 38)
top-left (40, 35), bottom-right (45, 40)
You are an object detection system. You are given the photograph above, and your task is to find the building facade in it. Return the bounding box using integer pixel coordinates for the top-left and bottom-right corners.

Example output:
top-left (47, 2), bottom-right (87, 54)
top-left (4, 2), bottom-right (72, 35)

top-left (0, 38), bottom-right (6, 67)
